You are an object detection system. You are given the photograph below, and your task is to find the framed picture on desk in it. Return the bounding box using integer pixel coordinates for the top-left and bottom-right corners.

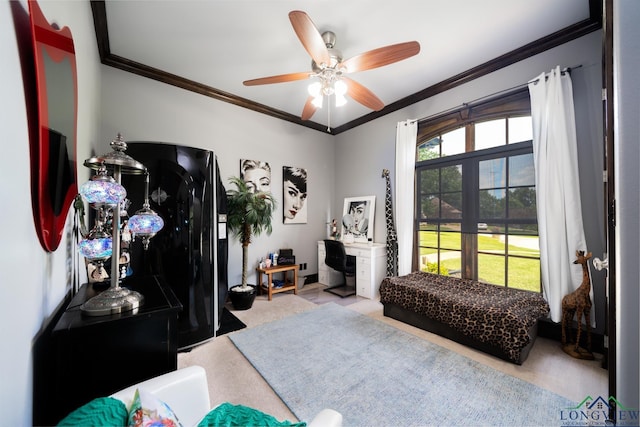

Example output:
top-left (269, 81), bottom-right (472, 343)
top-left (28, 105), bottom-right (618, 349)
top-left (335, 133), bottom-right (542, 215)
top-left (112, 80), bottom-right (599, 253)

top-left (342, 196), bottom-right (375, 243)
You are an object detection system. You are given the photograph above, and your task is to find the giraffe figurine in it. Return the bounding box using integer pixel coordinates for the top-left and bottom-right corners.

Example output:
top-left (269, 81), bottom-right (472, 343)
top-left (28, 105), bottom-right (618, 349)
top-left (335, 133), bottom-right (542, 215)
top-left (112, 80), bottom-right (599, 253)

top-left (560, 250), bottom-right (595, 360)
top-left (382, 169), bottom-right (398, 277)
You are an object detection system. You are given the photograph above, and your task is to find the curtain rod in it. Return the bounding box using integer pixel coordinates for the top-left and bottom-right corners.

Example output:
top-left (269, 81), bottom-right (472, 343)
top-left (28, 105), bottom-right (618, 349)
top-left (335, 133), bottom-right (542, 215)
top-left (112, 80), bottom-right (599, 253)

top-left (397, 119), bottom-right (418, 127)
top-left (416, 64), bottom-right (582, 124)
top-left (528, 64), bottom-right (582, 85)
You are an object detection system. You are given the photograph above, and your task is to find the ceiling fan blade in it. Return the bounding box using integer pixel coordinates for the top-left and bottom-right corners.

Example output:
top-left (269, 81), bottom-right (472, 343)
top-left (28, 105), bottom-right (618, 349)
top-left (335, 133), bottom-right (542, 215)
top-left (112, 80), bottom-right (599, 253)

top-left (243, 71), bottom-right (312, 86)
top-left (340, 41), bottom-right (420, 73)
top-left (301, 96), bottom-right (318, 120)
top-left (288, 10), bottom-right (330, 67)
top-left (343, 77), bottom-right (384, 111)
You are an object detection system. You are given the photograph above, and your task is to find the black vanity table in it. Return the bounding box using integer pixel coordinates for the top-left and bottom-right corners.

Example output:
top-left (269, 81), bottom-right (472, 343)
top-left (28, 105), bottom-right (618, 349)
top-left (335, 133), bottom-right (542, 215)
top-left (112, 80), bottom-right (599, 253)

top-left (51, 275), bottom-right (182, 423)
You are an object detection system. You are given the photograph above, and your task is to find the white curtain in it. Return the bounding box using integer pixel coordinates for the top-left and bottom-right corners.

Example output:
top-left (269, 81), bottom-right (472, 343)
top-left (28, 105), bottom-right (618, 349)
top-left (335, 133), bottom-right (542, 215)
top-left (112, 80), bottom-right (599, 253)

top-left (395, 120), bottom-right (417, 276)
top-left (528, 66), bottom-right (589, 323)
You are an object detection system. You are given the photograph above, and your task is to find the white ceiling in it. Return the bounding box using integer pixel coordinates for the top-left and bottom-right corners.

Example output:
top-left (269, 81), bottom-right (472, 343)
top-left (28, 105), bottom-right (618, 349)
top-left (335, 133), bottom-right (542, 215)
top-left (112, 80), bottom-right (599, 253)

top-left (101, 0), bottom-right (592, 131)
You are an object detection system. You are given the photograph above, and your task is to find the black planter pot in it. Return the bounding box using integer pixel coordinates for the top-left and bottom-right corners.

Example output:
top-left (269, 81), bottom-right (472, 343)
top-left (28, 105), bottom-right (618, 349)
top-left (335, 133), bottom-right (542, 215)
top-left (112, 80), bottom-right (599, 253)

top-left (229, 284), bottom-right (257, 310)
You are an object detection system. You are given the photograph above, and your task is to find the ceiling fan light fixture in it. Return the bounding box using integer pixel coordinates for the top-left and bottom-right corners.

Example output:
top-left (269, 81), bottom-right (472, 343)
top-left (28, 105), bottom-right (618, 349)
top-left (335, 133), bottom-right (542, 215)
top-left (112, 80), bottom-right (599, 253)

top-left (244, 11), bottom-right (420, 121)
top-left (308, 81), bottom-right (321, 97)
top-left (334, 79), bottom-right (347, 96)
top-left (321, 79), bottom-right (334, 96)
top-left (312, 94), bottom-right (323, 108)
top-left (308, 81), bottom-right (324, 107)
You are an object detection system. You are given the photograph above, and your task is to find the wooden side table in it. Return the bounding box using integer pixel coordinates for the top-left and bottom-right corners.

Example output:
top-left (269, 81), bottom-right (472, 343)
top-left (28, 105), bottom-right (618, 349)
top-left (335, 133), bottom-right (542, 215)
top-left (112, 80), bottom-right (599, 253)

top-left (256, 264), bottom-right (298, 301)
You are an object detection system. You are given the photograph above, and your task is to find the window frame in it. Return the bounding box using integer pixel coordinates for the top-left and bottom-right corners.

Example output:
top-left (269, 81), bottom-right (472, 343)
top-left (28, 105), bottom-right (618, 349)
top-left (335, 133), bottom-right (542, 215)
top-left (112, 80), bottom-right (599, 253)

top-left (414, 87), bottom-right (540, 292)
top-left (416, 87), bottom-right (531, 144)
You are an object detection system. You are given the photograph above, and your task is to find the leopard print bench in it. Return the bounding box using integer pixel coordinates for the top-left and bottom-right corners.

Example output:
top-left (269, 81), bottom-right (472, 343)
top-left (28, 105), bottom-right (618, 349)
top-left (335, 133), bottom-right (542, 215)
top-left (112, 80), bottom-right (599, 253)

top-left (379, 271), bottom-right (550, 364)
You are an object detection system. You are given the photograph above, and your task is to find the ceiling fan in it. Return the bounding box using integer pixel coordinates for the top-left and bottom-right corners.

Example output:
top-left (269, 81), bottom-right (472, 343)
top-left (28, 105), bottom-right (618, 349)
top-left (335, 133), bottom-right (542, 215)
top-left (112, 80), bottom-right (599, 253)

top-left (243, 10), bottom-right (421, 122)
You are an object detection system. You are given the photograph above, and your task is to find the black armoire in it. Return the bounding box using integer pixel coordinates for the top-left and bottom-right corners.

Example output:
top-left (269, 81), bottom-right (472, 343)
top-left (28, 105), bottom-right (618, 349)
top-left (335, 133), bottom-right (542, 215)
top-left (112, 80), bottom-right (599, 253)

top-left (122, 142), bottom-right (228, 350)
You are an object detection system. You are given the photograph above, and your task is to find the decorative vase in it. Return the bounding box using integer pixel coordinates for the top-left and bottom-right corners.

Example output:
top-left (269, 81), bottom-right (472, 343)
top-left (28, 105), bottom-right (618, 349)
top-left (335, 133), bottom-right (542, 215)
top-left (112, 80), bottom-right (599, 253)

top-left (229, 284), bottom-right (257, 310)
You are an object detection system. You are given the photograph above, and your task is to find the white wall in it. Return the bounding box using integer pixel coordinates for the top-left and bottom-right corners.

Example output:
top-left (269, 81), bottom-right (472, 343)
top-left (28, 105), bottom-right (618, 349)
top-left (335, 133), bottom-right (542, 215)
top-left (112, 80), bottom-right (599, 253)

top-left (99, 67), bottom-right (335, 287)
top-left (613, 0), bottom-right (640, 413)
top-left (0, 1), bottom-right (101, 425)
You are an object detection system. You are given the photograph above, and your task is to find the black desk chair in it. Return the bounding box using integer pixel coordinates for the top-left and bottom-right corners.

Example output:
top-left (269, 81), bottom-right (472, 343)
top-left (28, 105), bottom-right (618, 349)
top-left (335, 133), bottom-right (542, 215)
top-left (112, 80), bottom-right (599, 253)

top-left (323, 239), bottom-right (356, 298)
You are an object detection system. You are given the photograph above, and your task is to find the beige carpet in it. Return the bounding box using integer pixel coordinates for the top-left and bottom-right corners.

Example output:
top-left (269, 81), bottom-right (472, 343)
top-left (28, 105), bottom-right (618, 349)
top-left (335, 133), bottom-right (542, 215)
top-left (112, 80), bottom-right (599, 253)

top-left (178, 283), bottom-right (608, 423)
top-left (177, 293), bottom-right (317, 422)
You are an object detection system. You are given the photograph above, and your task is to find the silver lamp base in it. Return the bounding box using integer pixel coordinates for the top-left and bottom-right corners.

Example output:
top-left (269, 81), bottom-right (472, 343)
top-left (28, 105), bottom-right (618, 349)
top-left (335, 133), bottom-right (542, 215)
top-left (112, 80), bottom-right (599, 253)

top-left (81, 286), bottom-right (144, 316)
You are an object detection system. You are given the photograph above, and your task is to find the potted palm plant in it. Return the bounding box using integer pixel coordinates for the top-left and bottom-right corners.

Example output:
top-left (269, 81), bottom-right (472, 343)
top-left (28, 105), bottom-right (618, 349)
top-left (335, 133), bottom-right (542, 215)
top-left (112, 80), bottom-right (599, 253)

top-left (226, 176), bottom-right (276, 310)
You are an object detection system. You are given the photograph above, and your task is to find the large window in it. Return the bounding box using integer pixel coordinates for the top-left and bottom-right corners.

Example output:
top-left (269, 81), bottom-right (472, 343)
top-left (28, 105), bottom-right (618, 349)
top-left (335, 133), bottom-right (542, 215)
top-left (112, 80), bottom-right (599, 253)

top-left (415, 89), bottom-right (540, 292)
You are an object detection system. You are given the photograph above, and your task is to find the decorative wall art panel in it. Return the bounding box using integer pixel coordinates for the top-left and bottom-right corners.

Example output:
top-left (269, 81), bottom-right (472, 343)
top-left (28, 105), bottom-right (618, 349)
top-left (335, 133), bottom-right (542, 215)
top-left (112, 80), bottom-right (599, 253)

top-left (283, 166), bottom-right (307, 224)
top-left (28, 0), bottom-right (78, 251)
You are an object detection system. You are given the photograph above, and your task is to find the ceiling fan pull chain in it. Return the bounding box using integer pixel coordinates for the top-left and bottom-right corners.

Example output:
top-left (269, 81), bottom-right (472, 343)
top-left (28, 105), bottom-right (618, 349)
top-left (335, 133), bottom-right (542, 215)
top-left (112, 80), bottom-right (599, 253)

top-left (327, 98), bottom-right (331, 132)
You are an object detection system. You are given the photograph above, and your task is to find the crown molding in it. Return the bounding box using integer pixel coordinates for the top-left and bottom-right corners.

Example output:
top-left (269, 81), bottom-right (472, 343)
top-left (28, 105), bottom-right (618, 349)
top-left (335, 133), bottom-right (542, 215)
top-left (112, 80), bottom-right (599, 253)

top-left (91, 0), bottom-right (602, 136)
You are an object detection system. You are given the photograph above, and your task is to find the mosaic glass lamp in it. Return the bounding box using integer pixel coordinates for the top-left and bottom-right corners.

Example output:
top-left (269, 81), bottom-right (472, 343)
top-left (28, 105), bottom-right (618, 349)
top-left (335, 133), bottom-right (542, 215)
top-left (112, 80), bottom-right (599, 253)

top-left (76, 133), bottom-right (162, 317)
top-left (78, 223), bottom-right (112, 260)
top-left (128, 171), bottom-right (164, 249)
top-left (78, 215), bottom-right (112, 284)
top-left (79, 164), bottom-right (126, 207)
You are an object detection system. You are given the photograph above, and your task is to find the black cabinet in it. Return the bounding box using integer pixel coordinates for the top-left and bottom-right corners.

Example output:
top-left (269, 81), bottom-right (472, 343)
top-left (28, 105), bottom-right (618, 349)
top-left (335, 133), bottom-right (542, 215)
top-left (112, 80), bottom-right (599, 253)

top-left (123, 143), bottom-right (228, 350)
top-left (51, 275), bottom-right (182, 424)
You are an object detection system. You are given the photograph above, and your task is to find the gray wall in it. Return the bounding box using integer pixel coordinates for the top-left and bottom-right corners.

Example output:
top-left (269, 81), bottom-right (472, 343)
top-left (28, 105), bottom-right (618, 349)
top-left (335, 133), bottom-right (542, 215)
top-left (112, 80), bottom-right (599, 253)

top-left (1, 1), bottom-right (617, 424)
top-left (335, 31), bottom-right (606, 333)
top-left (99, 67), bottom-right (335, 288)
top-left (1, 1), bottom-right (101, 425)
top-left (100, 31), bottom-right (604, 318)
top-left (613, 0), bottom-right (640, 413)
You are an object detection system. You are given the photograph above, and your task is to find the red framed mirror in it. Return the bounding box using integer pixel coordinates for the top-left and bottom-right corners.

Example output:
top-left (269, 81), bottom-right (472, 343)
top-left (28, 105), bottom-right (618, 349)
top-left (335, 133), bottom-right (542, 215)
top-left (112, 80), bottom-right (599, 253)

top-left (28, 0), bottom-right (78, 252)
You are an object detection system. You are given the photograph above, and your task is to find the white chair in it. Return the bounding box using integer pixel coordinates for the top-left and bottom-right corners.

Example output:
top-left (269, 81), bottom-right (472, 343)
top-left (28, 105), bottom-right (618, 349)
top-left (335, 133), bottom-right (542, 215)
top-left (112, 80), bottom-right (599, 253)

top-left (111, 365), bottom-right (342, 427)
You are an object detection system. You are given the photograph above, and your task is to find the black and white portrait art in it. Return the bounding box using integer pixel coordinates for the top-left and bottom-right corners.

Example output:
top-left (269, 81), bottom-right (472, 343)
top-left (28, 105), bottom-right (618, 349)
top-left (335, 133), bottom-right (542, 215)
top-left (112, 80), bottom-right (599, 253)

top-left (283, 166), bottom-right (307, 224)
top-left (342, 196), bottom-right (375, 243)
top-left (240, 159), bottom-right (271, 193)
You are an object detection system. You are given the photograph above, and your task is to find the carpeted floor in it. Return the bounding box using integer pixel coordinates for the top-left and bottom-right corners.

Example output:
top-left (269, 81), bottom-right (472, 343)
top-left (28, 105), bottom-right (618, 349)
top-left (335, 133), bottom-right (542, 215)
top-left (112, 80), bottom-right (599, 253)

top-left (230, 303), bottom-right (576, 427)
top-left (177, 294), bottom-right (318, 422)
top-left (178, 285), bottom-right (607, 425)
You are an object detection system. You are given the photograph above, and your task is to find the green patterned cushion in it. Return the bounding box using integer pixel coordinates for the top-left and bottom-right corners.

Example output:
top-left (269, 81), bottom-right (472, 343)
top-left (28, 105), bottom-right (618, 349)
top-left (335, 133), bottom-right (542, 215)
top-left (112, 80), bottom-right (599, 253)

top-left (57, 396), bottom-right (128, 426)
top-left (197, 402), bottom-right (306, 427)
